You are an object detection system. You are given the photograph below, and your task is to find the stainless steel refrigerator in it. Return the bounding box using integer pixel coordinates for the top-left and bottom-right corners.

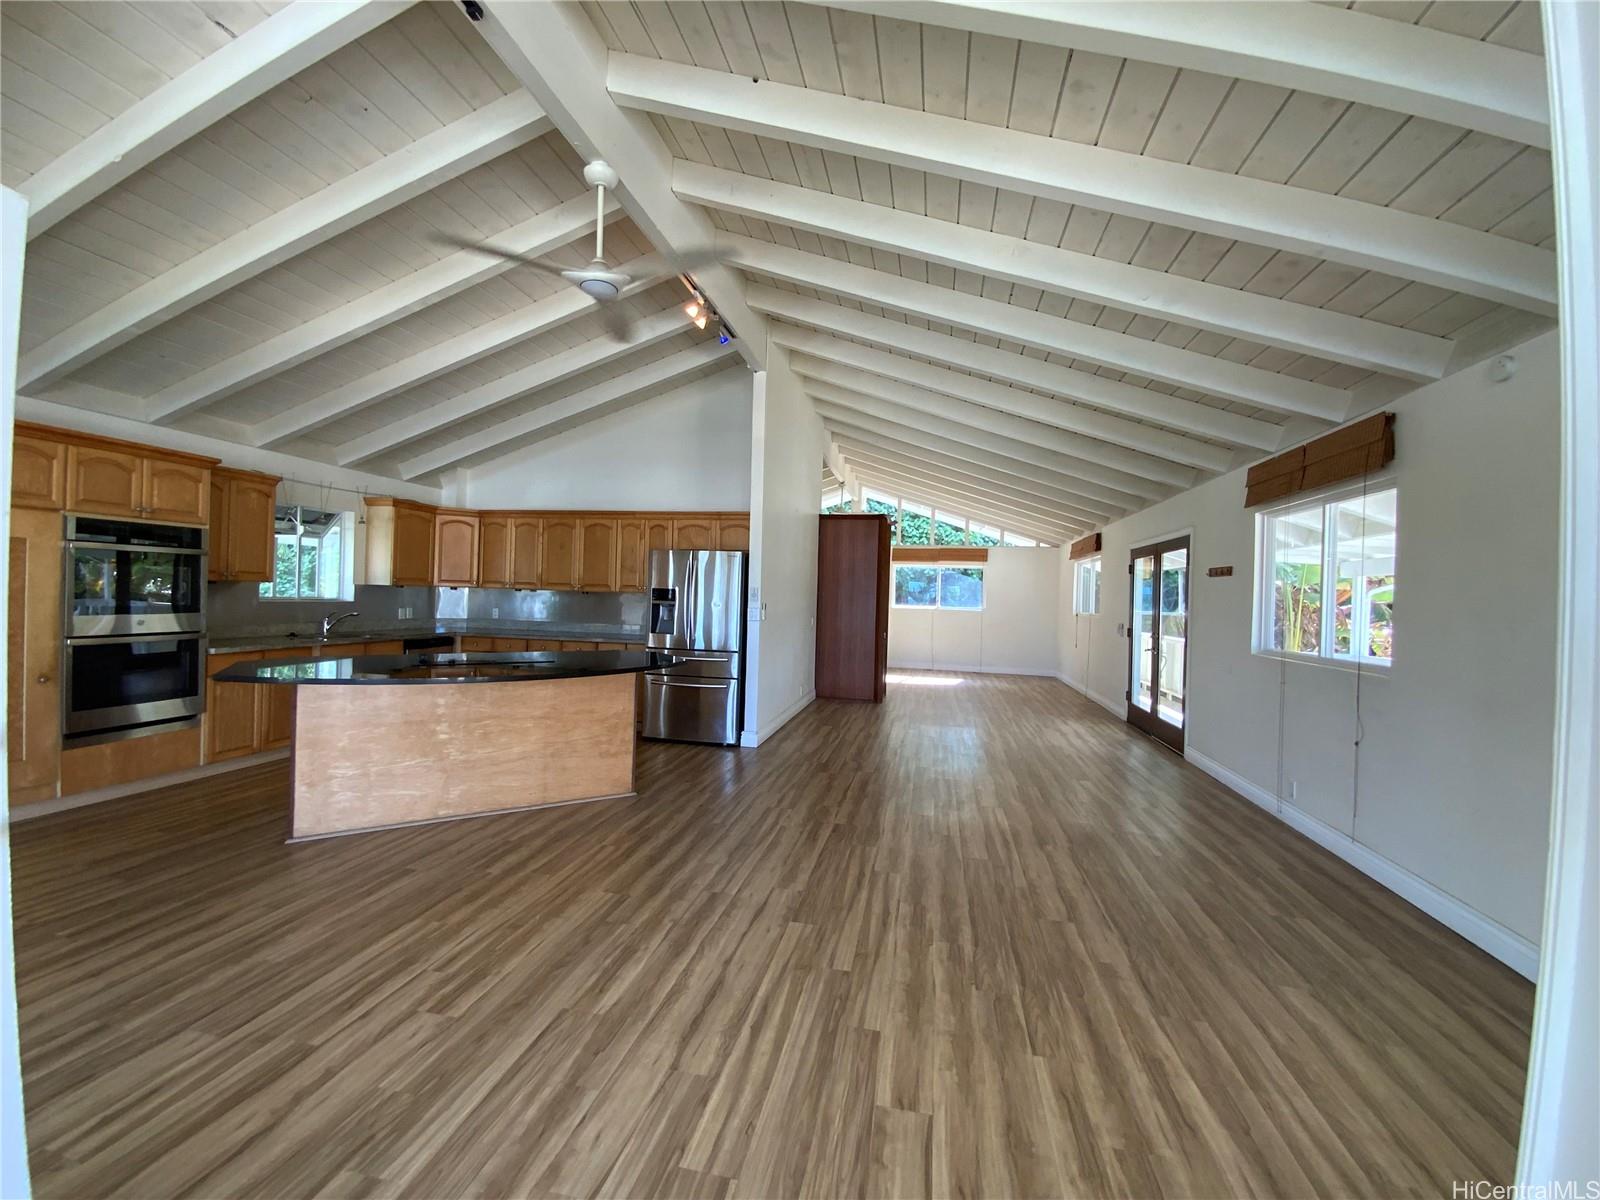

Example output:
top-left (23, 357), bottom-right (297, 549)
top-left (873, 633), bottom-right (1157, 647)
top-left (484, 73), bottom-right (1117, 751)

top-left (643, 549), bottom-right (745, 745)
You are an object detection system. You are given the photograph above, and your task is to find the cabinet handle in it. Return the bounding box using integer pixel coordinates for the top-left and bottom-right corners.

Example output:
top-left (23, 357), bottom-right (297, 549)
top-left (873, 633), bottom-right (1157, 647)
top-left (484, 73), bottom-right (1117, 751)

top-left (36, 674), bottom-right (49, 684)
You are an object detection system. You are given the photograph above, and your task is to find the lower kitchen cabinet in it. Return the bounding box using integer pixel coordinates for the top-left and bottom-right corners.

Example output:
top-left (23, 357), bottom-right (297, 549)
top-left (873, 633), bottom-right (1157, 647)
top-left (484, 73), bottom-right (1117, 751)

top-left (258, 648), bottom-right (302, 750)
top-left (206, 652), bottom-right (263, 763)
top-left (460, 636), bottom-right (495, 652)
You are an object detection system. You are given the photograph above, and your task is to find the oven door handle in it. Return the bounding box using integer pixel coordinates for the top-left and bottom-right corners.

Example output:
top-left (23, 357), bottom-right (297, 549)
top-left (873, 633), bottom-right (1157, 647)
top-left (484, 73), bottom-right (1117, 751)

top-left (64, 633), bottom-right (206, 647)
top-left (66, 541), bottom-right (207, 555)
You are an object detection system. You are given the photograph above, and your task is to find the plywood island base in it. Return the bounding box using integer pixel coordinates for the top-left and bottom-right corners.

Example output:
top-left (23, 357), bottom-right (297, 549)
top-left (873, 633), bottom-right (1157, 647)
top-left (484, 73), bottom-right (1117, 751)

top-left (289, 673), bottom-right (637, 839)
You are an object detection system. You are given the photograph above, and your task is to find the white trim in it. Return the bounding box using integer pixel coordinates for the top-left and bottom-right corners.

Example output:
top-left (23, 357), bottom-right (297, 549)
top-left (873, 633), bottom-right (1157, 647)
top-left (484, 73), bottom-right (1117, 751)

top-left (7, 750), bottom-right (290, 823)
top-left (1185, 747), bottom-right (1539, 980)
top-left (741, 689), bottom-right (816, 747)
top-left (888, 663), bottom-right (1054, 677)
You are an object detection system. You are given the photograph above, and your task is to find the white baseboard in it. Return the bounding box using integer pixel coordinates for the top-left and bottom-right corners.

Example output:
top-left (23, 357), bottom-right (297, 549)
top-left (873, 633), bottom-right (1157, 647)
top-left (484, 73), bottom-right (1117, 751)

top-left (1088, 687), bottom-right (1125, 718)
top-left (741, 689), bottom-right (816, 747)
top-left (889, 661), bottom-right (1059, 677)
top-left (9, 749), bottom-right (290, 823)
top-left (1185, 747), bottom-right (1539, 980)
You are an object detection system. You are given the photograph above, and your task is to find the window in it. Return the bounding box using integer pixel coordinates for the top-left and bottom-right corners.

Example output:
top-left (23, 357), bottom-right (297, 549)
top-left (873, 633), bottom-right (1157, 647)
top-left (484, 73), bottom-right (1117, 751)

top-left (1075, 556), bottom-right (1101, 614)
top-left (899, 500), bottom-right (932, 545)
top-left (893, 564), bottom-right (985, 610)
top-left (821, 484), bottom-right (852, 514)
top-left (968, 522), bottom-right (1000, 548)
top-left (1002, 531), bottom-right (1038, 547)
top-left (933, 510), bottom-right (967, 545)
top-left (259, 505), bottom-right (354, 601)
top-left (1255, 485), bottom-right (1396, 666)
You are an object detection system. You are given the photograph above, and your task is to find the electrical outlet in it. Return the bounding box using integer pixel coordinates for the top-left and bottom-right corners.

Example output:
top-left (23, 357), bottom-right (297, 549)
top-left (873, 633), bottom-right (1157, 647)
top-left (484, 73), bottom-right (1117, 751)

top-left (1288, 780), bottom-right (1298, 800)
top-left (491, 607), bottom-right (499, 618)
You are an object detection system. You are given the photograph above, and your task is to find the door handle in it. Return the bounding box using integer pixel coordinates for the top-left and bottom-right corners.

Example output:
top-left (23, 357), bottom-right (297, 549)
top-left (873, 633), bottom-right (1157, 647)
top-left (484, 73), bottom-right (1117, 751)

top-left (36, 674), bottom-right (49, 684)
top-left (647, 677), bottom-right (729, 689)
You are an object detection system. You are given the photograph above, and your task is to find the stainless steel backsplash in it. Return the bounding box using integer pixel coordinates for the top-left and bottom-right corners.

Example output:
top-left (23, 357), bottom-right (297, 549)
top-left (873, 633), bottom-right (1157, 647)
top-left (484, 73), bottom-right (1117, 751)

top-left (434, 587), bottom-right (647, 627)
top-left (207, 580), bottom-right (433, 637)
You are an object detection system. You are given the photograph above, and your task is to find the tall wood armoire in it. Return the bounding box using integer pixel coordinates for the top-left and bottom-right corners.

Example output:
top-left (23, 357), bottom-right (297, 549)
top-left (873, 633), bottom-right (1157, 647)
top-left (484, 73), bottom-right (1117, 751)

top-left (815, 514), bottom-right (891, 702)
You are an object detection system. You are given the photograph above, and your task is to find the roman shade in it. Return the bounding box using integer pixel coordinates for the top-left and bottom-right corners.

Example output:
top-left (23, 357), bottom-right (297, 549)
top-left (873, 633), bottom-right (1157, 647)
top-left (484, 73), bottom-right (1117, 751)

top-left (1245, 412), bottom-right (1396, 508)
top-left (890, 547), bottom-right (988, 564)
top-left (1069, 533), bottom-right (1103, 560)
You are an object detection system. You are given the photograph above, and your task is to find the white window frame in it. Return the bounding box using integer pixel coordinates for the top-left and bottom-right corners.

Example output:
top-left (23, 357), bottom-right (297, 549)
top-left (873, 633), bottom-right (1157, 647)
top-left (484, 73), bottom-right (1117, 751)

top-left (1252, 479), bottom-right (1398, 673)
top-left (891, 562), bottom-right (987, 611)
top-left (1075, 556), bottom-right (1102, 615)
top-left (258, 506), bottom-right (356, 602)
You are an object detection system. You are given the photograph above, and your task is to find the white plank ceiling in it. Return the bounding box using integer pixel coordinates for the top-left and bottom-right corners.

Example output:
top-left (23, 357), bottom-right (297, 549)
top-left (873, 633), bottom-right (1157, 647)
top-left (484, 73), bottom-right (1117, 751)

top-left (2, 0), bottom-right (1556, 539)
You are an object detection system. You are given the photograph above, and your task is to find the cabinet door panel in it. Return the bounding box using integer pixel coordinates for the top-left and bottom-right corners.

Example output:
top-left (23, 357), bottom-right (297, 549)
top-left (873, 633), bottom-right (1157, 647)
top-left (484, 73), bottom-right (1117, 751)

top-left (617, 518), bottom-right (647, 591)
top-left (257, 649), bottom-right (302, 750)
top-left (205, 652), bottom-right (261, 763)
top-left (672, 518), bottom-right (715, 550)
top-left (434, 512), bottom-right (480, 587)
top-left (716, 517), bottom-right (750, 552)
top-left (479, 516), bottom-right (511, 588)
top-left (208, 475), bottom-right (230, 582)
top-left (541, 516), bottom-right (578, 590)
top-left (576, 517), bottom-right (618, 591)
top-left (524, 638), bottom-right (563, 650)
top-left (490, 638), bottom-right (527, 651)
top-left (142, 458), bottom-right (209, 524)
top-left (392, 506), bottom-right (435, 586)
top-left (66, 445), bottom-right (141, 516)
top-left (12, 436), bottom-right (65, 510)
top-left (8, 508), bottom-right (62, 802)
top-left (509, 516), bottom-right (542, 588)
top-left (459, 636), bottom-right (495, 652)
top-left (225, 477), bottom-right (278, 582)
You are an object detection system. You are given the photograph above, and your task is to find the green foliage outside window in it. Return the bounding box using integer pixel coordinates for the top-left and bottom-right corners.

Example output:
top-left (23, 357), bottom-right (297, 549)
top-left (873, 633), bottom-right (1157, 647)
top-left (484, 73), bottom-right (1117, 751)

top-left (933, 518), bottom-right (966, 545)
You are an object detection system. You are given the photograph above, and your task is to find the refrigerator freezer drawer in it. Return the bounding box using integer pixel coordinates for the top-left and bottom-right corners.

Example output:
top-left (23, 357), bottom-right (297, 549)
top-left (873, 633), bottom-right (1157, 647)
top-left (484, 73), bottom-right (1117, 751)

top-left (659, 650), bottom-right (739, 679)
top-left (642, 673), bottom-right (739, 745)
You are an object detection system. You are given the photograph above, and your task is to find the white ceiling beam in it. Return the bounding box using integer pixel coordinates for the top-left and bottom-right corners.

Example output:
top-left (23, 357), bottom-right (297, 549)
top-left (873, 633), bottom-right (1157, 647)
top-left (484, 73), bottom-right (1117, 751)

top-left (772, 322), bottom-right (1227, 476)
top-left (805, 380), bottom-right (1146, 511)
top-left (398, 340), bottom-right (738, 479)
top-left (844, 459), bottom-right (1077, 541)
top-left (679, 162), bottom-right (1450, 382)
top-left (610, 55), bottom-right (1556, 315)
top-left (148, 192), bottom-right (613, 426)
top-left (19, 1), bottom-right (412, 237)
top-left (469, 1), bottom-right (767, 371)
top-left (20, 90), bottom-right (550, 391)
top-left (792, 355), bottom-right (1172, 500)
top-left (815, 401), bottom-right (1127, 521)
top-left (253, 253), bottom-right (669, 449)
top-left (340, 307), bottom-right (696, 466)
top-left (820, 1), bottom-right (1549, 148)
top-left (749, 285), bottom-right (1282, 451)
top-left (839, 446), bottom-right (1087, 533)
top-left (829, 426), bottom-right (1114, 526)
top-left (721, 234), bottom-right (1348, 422)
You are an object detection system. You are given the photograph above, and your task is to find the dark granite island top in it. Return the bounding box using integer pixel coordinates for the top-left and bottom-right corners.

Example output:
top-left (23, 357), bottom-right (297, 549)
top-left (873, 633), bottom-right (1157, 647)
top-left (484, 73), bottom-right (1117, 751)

top-left (216, 649), bottom-right (678, 685)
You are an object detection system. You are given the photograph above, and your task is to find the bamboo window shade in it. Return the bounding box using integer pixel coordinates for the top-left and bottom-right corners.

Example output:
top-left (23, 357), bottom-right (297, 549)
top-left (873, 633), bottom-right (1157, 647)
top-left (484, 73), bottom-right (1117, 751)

top-left (1069, 533), bottom-right (1102, 559)
top-left (1245, 412), bottom-right (1395, 508)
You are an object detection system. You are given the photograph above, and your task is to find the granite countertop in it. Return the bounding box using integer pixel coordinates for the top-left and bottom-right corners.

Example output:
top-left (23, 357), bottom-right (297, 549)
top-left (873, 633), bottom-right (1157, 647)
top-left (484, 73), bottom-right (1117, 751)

top-left (215, 649), bottom-right (679, 685)
top-left (207, 623), bottom-right (647, 655)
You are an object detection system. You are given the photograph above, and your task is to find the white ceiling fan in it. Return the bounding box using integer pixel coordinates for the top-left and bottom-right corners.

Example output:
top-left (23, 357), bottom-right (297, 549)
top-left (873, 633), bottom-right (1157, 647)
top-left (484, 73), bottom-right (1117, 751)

top-left (433, 161), bottom-right (721, 343)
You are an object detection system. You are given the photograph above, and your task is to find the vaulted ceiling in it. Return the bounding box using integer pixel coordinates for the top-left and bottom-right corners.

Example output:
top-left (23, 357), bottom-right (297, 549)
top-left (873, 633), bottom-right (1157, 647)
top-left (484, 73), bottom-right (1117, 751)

top-left (3, 0), bottom-right (1555, 540)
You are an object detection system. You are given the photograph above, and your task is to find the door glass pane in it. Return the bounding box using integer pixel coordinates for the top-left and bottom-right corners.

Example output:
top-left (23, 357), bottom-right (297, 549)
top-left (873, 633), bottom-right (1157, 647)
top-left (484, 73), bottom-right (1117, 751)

top-left (1158, 548), bottom-right (1188, 727)
top-left (1132, 554), bottom-right (1156, 713)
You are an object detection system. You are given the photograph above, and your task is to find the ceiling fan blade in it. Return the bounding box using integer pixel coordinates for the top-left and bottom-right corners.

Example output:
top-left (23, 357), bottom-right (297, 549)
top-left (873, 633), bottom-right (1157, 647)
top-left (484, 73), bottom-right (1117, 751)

top-left (428, 232), bottom-right (567, 277)
top-left (598, 301), bottom-right (636, 343)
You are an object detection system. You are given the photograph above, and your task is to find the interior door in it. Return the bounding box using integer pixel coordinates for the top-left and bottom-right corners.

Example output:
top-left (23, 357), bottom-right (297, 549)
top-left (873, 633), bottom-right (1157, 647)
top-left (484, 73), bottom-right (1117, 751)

top-left (1127, 536), bottom-right (1189, 752)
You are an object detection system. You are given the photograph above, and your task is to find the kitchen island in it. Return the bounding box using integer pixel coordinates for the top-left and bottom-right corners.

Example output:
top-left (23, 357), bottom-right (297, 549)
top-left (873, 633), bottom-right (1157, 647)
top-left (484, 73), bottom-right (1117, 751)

top-left (217, 649), bottom-right (677, 840)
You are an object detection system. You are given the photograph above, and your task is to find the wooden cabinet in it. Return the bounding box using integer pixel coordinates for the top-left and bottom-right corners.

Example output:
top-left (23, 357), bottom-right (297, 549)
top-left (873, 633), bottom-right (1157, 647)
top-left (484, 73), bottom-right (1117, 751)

top-left (490, 638), bottom-right (526, 652)
top-left (257, 649), bottom-right (302, 751)
top-left (509, 516), bottom-right (542, 588)
top-left (541, 515), bottom-right (579, 590)
top-left (11, 435), bottom-right (65, 510)
top-left (66, 444), bottom-right (142, 516)
top-left (8, 507), bottom-right (62, 804)
top-left (142, 458), bottom-right (209, 523)
top-left (459, 636), bottom-right (495, 652)
top-left (361, 641), bottom-right (404, 655)
top-left (577, 516), bottom-right (618, 591)
top-left (434, 510), bottom-right (480, 587)
top-left (716, 517), bottom-right (750, 552)
top-left (210, 468), bottom-right (279, 583)
top-left (364, 499), bottom-right (436, 586)
top-left (205, 652), bottom-right (263, 763)
top-left (479, 514), bottom-right (511, 588)
top-left (672, 517), bottom-right (716, 550)
top-left (645, 517), bottom-right (672, 556)
top-left (617, 518), bottom-right (647, 591)
top-left (525, 638), bottom-right (563, 650)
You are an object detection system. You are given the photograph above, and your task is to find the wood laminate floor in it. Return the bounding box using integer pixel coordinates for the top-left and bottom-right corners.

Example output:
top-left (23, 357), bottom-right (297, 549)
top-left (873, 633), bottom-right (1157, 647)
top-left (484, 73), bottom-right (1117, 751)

top-left (13, 674), bottom-right (1533, 1199)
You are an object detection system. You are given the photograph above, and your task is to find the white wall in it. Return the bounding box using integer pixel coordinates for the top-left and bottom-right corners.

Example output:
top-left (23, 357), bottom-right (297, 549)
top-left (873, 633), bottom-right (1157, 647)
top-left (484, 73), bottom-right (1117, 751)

top-left (1060, 330), bottom-right (1561, 968)
top-left (889, 547), bottom-right (1060, 675)
top-left (743, 345), bottom-right (825, 744)
top-left (457, 367), bottom-right (752, 511)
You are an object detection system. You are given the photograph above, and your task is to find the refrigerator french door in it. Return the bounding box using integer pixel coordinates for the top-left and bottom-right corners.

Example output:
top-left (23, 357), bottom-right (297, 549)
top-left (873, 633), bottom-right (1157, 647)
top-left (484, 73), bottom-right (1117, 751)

top-left (644, 550), bottom-right (745, 745)
top-left (1127, 536), bottom-right (1189, 753)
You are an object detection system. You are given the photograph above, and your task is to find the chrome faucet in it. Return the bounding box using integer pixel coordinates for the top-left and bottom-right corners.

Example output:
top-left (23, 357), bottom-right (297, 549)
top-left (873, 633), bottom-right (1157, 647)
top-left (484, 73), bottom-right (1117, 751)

top-left (320, 610), bottom-right (360, 638)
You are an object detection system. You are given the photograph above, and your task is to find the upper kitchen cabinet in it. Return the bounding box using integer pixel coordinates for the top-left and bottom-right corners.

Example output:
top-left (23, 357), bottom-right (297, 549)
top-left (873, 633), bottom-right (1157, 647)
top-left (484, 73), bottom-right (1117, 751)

top-left (364, 498), bottom-right (437, 587)
top-left (11, 433), bottom-right (65, 510)
top-left (617, 518), bottom-right (648, 591)
top-left (54, 429), bottom-right (216, 524)
top-left (672, 518), bottom-right (716, 550)
top-left (541, 515), bottom-right (579, 590)
top-left (142, 458), bottom-right (211, 524)
top-left (479, 514), bottom-right (512, 588)
top-left (435, 510), bottom-right (480, 588)
top-left (577, 517), bottom-right (618, 591)
top-left (65, 443), bottom-right (141, 516)
top-left (509, 516), bottom-right (542, 589)
top-left (716, 517), bottom-right (750, 553)
top-left (209, 468), bottom-right (280, 583)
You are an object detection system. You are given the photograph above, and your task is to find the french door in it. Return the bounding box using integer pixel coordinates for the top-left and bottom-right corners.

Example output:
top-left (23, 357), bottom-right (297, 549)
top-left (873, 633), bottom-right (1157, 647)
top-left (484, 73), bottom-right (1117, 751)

top-left (1127, 536), bottom-right (1189, 752)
